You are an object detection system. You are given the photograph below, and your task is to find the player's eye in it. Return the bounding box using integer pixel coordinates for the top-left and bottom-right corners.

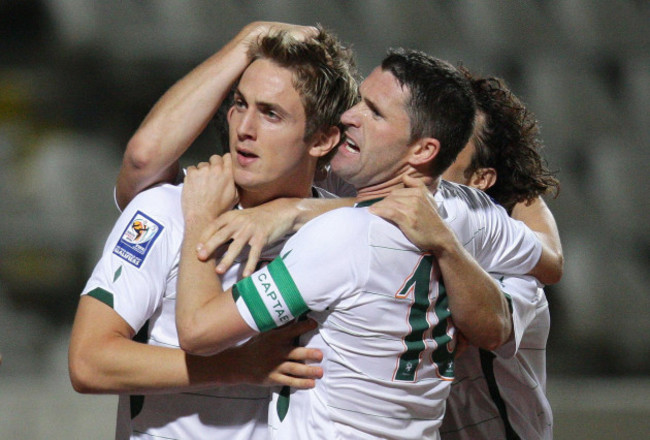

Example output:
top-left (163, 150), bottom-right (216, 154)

top-left (365, 100), bottom-right (382, 119)
top-left (265, 110), bottom-right (280, 120)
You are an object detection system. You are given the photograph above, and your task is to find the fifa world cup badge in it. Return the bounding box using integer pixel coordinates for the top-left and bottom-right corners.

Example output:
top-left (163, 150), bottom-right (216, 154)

top-left (113, 211), bottom-right (164, 268)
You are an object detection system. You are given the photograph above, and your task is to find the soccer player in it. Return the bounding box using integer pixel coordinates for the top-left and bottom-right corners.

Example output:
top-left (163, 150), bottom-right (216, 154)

top-left (371, 70), bottom-right (561, 439)
top-left (174, 50), bottom-right (544, 439)
top-left (68, 21), bottom-right (358, 439)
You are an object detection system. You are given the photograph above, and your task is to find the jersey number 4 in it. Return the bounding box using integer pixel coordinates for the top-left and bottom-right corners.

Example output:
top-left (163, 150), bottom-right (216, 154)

top-left (393, 254), bottom-right (455, 382)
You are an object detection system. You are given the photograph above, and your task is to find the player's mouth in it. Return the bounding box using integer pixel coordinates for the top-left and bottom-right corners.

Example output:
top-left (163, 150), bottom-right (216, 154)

top-left (236, 147), bottom-right (259, 165)
top-left (341, 135), bottom-right (360, 154)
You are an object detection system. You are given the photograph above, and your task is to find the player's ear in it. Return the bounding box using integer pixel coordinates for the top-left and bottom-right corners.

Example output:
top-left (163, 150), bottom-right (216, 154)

top-left (309, 126), bottom-right (340, 158)
top-left (408, 137), bottom-right (440, 167)
top-left (468, 167), bottom-right (497, 191)
top-left (226, 103), bottom-right (236, 124)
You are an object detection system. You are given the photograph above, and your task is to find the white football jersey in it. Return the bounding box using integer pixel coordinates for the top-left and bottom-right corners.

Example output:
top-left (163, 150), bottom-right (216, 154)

top-left (232, 187), bottom-right (541, 439)
top-left (441, 275), bottom-right (552, 440)
top-left (85, 183), bottom-right (319, 440)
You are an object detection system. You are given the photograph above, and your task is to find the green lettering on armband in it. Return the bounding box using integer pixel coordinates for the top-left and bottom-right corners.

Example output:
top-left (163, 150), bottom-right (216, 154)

top-left (266, 258), bottom-right (308, 318)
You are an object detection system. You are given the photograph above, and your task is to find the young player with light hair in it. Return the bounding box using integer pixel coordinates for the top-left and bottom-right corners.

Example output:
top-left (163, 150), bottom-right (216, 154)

top-left (68, 21), bottom-right (359, 440)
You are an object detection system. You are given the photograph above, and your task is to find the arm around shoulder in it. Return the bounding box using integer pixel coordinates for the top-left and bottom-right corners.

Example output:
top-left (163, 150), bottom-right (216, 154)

top-left (115, 135), bottom-right (181, 210)
top-left (69, 295), bottom-right (322, 393)
top-left (175, 157), bottom-right (257, 355)
top-left (369, 180), bottom-right (512, 350)
top-left (114, 21), bottom-right (275, 209)
top-left (434, 237), bottom-right (513, 351)
top-left (512, 197), bottom-right (564, 285)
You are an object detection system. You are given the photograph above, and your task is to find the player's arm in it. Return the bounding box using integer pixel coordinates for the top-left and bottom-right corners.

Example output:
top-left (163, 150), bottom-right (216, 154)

top-left (175, 154), bottom-right (257, 354)
top-left (115, 21), bottom-right (318, 209)
top-left (511, 197), bottom-right (564, 285)
top-left (71, 171), bottom-right (323, 394)
top-left (175, 270), bottom-right (253, 356)
top-left (69, 296), bottom-right (323, 394)
top-left (370, 175), bottom-right (512, 351)
top-left (115, 23), bottom-right (252, 209)
top-left (195, 196), bottom-right (354, 277)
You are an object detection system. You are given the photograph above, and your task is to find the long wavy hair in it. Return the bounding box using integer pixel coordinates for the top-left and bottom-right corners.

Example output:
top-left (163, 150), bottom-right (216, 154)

top-left (461, 67), bottom-right (560, 213)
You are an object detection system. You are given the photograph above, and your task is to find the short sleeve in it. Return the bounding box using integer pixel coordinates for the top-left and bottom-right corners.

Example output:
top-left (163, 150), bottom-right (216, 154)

top-left (492, 274), bottom-right (541, 359)
top-left (233, 208), bottom-right (369, 333)
top-left (82, 185), bottom-right (182, 332)
top-left (475, 203), bottom-right (542, 276)
top-left (437, 182), bottom-right (541, 277)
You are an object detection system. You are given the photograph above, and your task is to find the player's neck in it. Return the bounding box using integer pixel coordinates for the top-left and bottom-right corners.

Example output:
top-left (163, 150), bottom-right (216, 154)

top-left (355, 173), bottom-right (438, 204)
top-left (355, 175), bottom-right (403, 203)
top-left (239, 159), bottom-right (319, 208)
top-left (238, 181), bottom-right (313, 208)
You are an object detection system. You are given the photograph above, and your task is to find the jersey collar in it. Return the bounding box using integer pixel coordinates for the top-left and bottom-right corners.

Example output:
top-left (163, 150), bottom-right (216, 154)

top-left (354, 198), bottom-right (384, 208)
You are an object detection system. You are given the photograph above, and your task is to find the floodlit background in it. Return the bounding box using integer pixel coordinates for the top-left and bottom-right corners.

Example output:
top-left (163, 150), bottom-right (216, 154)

top-left (1, 1), bottom-right (648, 438)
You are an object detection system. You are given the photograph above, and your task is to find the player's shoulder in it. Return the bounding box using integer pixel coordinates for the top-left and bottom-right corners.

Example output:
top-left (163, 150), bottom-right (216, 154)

top-left (305, 201), bottom-right (408, 248)
top-left (438, 180), bottom-right (496, 211)
top-left (283, 205), bottom-right (375, 265)
top-left (118, 183), bottom-right (184, 239)
top-left (125, 183), bottom-right (183, 217)
top-left (299, 205), bottom-right (373, 243)
top-left (308, 204), bottom-right (371, 227)
top-left (438, 180), bottom-right (512, 225)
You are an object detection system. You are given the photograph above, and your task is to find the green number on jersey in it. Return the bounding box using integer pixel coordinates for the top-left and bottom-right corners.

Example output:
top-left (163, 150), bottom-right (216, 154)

top-left (394, 255), bottom-right (455, 381)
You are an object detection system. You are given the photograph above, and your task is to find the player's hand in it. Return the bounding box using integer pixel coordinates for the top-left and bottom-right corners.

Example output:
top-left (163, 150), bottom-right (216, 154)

top-left (238, 319), bottom-right (323, 389)
top-left (182, 154), bottom-right (239, 225)
top-left (243, 21), bottom-right (318, 45)
top-left (369, 174), bottom-right (456, 256)
top-left (195, 198), bottom-right (298, 277)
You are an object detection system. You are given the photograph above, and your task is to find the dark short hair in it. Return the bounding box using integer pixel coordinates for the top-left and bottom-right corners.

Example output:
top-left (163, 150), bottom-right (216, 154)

top-left (381, 49), bottom-right (476, 177)
top-left (460, 67), bottom-right (560, 212)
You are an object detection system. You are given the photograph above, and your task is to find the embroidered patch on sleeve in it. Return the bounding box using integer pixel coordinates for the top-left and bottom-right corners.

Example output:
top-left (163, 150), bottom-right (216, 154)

top-left (112, 211), bottom-right (164, 268)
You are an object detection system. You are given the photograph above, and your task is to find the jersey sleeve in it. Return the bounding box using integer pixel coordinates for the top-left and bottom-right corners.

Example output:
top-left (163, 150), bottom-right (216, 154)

top-left (437, 182), bottom-right (541, 277)
top-left (82, 186), bottom-right (182, 333)
top-left (492, 274), bottom-right (541, 359)
top-left (113, 186), bottom-right (122, 212)
top-left (232, 208), bottom-right (369, 333)
top-left (474, 202), bottom-right (542, 276)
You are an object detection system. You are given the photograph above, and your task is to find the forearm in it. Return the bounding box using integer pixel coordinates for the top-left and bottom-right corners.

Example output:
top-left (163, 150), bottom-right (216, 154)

top-left (366, 178), bottom-right (512, 349)
top-left (177, 154), bottom-right (255, 354)
top-left (68, 296), bottom-right (252, 395)
top-left (115, 23), bottom-right (259, 209)
top-left (435, 240), bottom-right (512, 351)
top-left (511, 197), bottom-right (564, 284)
top-left (176, 215), bottom-right (232, 354)
top-left (291, 197), bottom-right (355, 231)
top-left (115, 157), bottom-right (180, 210)
top-left (70, 336), bottom-right (249, 395)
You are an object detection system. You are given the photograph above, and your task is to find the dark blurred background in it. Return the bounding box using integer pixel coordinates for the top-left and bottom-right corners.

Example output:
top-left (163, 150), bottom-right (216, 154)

top-left (1, 1), bottom-right (648, 438)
